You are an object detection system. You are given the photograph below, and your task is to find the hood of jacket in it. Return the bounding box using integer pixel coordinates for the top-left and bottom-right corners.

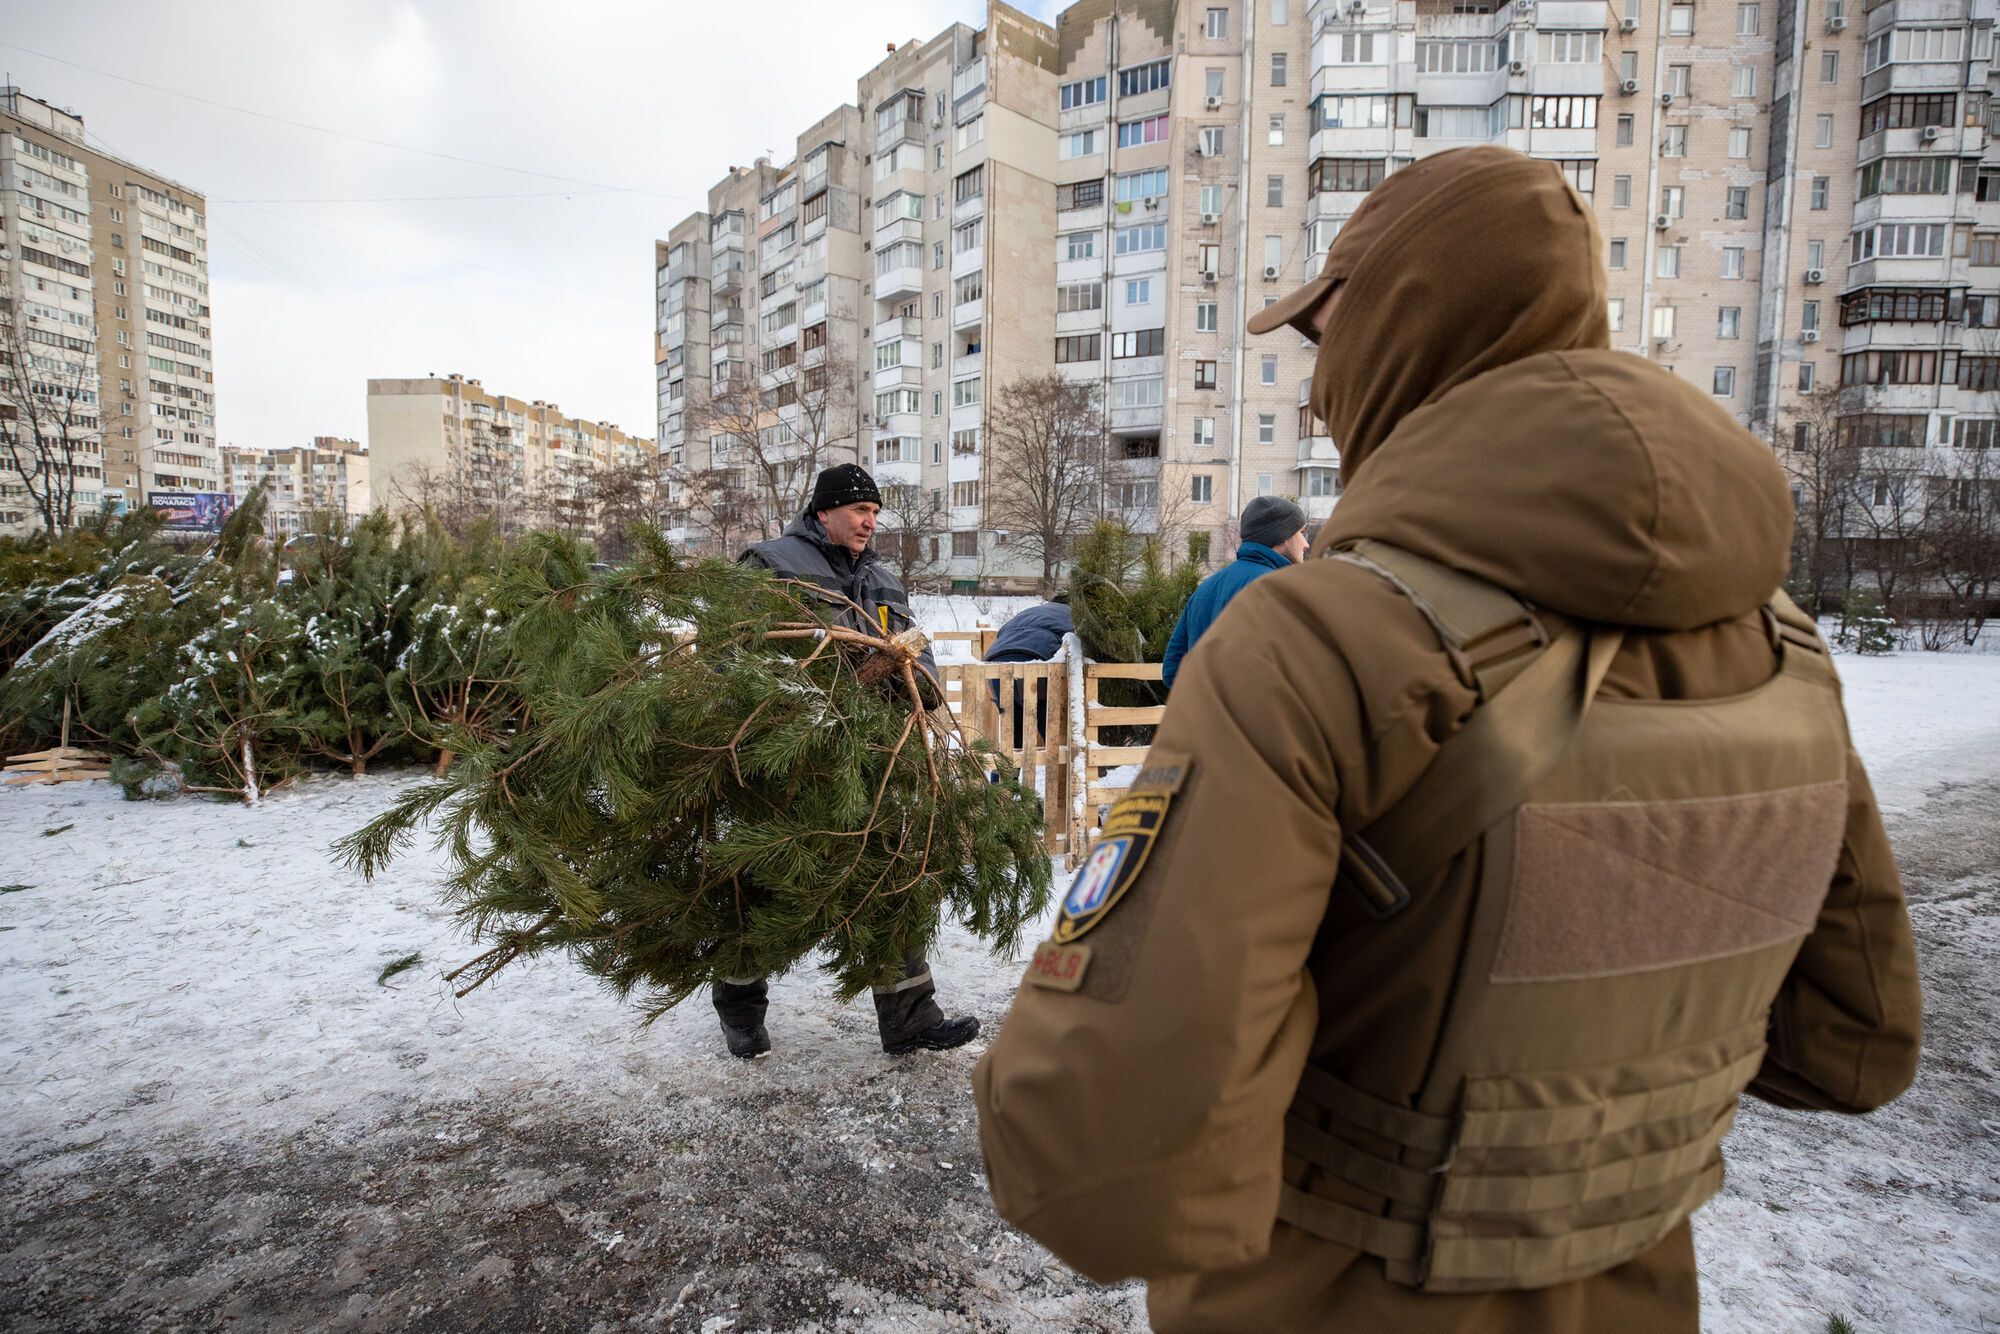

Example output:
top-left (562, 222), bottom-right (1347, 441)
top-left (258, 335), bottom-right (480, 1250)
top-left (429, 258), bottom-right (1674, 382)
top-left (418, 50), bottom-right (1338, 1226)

top-left (1318, 349), bottom-right (1794, 630)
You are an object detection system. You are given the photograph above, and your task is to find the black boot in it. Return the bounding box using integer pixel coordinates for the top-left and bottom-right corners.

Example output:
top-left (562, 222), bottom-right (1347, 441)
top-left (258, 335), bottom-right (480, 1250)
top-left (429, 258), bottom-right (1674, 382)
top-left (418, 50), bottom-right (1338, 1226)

top-left (873, 957), bottom-right (980, 1054)
top-left (712, 977), bottom-right (771, 1059)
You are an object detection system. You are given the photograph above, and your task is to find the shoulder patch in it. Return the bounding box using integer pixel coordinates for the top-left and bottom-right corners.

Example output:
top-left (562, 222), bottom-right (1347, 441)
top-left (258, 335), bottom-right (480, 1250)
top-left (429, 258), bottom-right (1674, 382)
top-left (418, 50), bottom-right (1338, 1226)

top-left (1050, 751), bottom-right (1190, 944)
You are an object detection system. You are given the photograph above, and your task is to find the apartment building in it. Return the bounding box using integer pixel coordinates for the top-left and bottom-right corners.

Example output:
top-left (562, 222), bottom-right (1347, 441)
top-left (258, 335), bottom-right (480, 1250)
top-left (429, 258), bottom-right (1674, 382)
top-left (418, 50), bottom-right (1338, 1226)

top-left (653, 0), bottom-right (1999, 589)
top-left (222, 436), bottom-right (370, 535)
top-left (367, 373), bottom-right (652, 531)
top-left (0, 86), bottom-right (216, 539)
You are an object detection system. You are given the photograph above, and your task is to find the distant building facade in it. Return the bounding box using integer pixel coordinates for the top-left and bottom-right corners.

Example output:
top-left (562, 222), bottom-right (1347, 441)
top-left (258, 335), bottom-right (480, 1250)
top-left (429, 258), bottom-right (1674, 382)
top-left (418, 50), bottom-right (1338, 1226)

top-left (222, 436), bottom-right (370, 535)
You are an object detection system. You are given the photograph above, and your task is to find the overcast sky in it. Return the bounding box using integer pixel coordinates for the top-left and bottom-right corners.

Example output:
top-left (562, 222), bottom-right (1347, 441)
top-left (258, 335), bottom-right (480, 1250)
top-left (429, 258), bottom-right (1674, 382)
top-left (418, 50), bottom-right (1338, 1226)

top-left (0, 0), bottom-right (1063, 449)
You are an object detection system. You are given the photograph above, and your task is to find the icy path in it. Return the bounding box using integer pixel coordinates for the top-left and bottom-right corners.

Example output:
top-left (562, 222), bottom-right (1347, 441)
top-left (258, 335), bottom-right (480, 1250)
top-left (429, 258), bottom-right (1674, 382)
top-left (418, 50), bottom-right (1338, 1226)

top-left (1, 648), bottom-right (1996, 1332)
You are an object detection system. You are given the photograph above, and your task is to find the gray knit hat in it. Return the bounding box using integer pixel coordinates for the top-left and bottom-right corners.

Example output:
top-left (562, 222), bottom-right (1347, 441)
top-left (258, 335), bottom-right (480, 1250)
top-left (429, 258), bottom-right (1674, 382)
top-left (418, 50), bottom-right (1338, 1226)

top-left (1240, 495), bottom-right (1307, 548)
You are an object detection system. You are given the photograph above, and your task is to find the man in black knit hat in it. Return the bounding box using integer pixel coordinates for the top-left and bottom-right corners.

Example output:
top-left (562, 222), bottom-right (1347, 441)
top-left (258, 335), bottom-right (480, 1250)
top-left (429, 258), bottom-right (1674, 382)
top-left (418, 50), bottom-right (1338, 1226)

top-left (721, 463), bottom-right (980, 1060)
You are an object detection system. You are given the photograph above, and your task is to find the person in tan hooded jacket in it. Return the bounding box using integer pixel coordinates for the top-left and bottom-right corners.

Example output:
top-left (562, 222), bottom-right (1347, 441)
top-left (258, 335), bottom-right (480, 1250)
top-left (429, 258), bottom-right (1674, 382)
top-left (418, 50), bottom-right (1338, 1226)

top-left (971, 146), bottom-right (1921, 1332)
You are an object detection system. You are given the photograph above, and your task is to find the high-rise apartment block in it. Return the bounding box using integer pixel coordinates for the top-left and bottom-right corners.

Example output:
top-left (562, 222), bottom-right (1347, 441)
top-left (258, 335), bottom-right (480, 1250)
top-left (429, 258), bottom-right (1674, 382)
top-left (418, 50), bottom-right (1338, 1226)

top-left (222, 436), bottom-right (371, 535)
top-left (648, 0), bottom-right (1991, 589)
top-left (367, 373), bottom-right (652, 531)
top-left (0, 87), bottom-right (215, 539)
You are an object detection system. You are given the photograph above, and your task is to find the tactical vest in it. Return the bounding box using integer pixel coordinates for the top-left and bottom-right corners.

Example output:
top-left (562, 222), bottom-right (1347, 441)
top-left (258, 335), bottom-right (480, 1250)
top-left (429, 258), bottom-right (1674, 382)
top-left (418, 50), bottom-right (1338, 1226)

top-left (1277, 540), bottom-right (1851, 1293)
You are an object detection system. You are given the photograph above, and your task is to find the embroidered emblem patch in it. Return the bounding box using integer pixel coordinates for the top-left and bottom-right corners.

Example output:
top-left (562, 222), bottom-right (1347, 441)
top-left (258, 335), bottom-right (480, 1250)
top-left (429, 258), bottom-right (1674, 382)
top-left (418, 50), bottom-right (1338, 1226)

top-left (1025, 940), bottom-right (1092, 991)
top-left (1051, 751), bottom-right (1190, 944)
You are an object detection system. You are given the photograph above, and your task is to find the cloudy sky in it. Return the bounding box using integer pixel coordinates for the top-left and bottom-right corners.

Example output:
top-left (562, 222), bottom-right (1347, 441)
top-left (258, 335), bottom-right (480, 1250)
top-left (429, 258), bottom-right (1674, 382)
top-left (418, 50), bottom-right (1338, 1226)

top-left (1, 0), bottom-right (1062, 449)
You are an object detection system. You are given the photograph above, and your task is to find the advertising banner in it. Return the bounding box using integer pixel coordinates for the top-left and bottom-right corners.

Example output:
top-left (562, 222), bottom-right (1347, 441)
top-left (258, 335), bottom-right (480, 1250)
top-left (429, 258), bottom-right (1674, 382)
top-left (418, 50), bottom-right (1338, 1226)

top-left (147, 491), bottom-right (235, 533)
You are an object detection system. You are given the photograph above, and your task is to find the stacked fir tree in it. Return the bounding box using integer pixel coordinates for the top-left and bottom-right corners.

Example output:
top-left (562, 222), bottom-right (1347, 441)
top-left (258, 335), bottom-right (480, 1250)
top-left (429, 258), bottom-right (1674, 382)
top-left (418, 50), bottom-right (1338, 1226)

top-left (337, 529), bottom-right (1051, 1012)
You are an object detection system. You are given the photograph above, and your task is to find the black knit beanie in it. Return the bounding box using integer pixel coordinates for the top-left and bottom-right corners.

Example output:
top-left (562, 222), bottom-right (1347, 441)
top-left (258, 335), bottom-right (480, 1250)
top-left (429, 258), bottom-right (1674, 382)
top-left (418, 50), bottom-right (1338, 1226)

top-left (809, 463), bottom-right (882, 514)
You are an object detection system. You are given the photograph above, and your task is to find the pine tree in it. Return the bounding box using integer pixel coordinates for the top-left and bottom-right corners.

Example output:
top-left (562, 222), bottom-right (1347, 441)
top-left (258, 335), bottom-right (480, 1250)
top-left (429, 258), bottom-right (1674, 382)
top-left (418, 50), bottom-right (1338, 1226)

top-left (336, 527), bottom-right (1051, 1014)
top-left (1066, 520), bottom-right (1199, 742)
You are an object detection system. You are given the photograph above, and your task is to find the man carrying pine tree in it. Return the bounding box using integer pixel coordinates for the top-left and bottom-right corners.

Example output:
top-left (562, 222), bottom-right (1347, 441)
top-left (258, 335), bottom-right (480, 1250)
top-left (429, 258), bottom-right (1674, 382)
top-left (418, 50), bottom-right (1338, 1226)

top-left (719, 463), bottom-right (982, 1060)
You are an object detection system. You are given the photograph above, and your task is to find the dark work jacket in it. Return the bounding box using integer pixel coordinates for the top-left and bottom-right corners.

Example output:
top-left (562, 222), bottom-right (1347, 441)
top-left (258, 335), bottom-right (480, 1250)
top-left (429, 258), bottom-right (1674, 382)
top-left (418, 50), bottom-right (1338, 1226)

top-left (986, 601), bottom-right (1074, 663)
top-left (1161, 542), bottom-right (1293, 689)
top-left (742, 513), bottom-right (938, 680)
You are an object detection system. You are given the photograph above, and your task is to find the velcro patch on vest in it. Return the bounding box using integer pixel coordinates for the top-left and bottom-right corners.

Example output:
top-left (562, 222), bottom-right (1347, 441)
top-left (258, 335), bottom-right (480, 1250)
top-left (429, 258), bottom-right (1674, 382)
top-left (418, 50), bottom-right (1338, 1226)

top-left (1051, 753), bottom-right (1189, 944)
top-left (1025, 940), bottom-right (1092, 991)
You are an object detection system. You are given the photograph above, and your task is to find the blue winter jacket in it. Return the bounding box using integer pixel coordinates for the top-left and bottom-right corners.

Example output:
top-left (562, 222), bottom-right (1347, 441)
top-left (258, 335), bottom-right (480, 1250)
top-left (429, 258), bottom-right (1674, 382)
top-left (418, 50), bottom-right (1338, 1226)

top-left (1160, 542), bottom-right (1294, 690)
top-left (986, 601), bottom-right (1074, 663)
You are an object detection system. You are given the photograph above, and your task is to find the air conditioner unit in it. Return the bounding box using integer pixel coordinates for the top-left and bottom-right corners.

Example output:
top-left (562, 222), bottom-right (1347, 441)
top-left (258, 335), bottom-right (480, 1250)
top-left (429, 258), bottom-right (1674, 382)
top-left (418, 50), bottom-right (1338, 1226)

top-left (1201, 269), bottom-right (1219, 283)
top-left (1804, 267), bottom-right (1825, 284)
top-left (1205, 94), bottom-right (1224, 109)
top-left (1660, 91), bottom-right (1675, 106)
top-left (1921, 125), bottom-right (1942, 141)
top-left (1263, 264), bottom-right (1281, 279)
top-left (1656, 214), bottom-right (1672, 230)
top-left (1200, 211), bottom-right (1220, 224)
top-left (1143, 196), bottom-right (1160, 209)
top-left (1349, 0), bottom-right (1367, 12)
top-left (1621, 78), bottom-right (1641, 94)
top-left (1620, 15), bottom-right (1639, 30)
top-left (1827, 14), bottom-right (1847, 30)
top-left (1802, 329), bottom-right (1821, 343)
top-left (1509, 60), bottom-right (1526, 74)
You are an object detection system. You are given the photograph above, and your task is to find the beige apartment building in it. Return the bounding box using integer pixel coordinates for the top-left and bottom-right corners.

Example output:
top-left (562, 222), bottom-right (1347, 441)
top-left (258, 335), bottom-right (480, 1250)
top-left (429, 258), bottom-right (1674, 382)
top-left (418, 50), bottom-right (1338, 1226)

top-left (0, 86), bottom-right (215, 539)
top-left (222, 435), bottom-right (370, 535)
top-left (366, 373), bottom-right (651, 532)
top-left (653, 0), bottom-right (2000, 588)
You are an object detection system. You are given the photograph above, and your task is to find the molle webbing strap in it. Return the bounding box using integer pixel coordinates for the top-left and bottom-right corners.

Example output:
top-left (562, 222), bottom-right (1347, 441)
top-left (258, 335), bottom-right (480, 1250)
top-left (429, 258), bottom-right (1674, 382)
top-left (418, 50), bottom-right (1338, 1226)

top-left (1332, 540), bottom-right (1551, 700)
top-left (1437, 1102), bottom-right (1737, 1215)
top-left (1295, 1061), bottom-right (1455, 1153)
top-left (1277, 1184), bottom-right (1426, 1263)
top-left (1453, 1042), bottom-right (1766, 1149)
top-left (1284, 1105), bottom-right (1441, 1208)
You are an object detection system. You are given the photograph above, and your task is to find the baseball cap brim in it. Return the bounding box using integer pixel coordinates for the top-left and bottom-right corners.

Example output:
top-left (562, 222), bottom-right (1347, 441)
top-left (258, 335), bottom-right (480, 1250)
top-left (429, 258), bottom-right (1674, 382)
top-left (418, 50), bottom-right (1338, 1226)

top-left (1246, 271), bottom-right (1344, 341)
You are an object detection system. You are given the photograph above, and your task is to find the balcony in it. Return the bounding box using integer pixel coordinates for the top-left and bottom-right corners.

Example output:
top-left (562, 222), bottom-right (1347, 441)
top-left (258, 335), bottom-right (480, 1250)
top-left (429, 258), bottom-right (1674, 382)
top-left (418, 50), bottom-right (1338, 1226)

top-left (876, 260), bottom-right (924, 301)
top-left (711, 259), bottom-right (745, 295)
top-left (953, 349), bottom-right (983, 378)
top-left (1109, 403), bottom-right (1164, 435)
top-left (875, 216), bottom-right (923, 248)
top-left (952, 296), bottom-right (984, 330)
top-left (1298, 435), bottom-right (1339, 466)
top-left (873, 363), bottom-right (923, 392)
top-left (951, 243), bottom-right (984, 279)
top-left (953, 56), bottom-right (987, 107)
top-left (953, 191), bottom-right (986, 225)
top-left (875, 315), bottom-right (923, 342)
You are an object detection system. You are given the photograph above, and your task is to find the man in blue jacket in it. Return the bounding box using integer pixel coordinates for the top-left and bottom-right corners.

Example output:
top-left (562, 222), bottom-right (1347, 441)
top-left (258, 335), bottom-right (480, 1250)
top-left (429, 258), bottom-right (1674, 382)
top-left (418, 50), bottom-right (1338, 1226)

top-left (1161, 496), bottom-right (1308, 690)
top-left (984, 595), bottom-right (1073, 749)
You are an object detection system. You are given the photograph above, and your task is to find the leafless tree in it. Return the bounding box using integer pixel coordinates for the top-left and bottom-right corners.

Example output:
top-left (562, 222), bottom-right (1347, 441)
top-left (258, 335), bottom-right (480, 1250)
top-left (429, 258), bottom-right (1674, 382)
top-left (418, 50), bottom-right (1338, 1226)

top-left (1779, 385), bottom-right (1865, 613)
top-left (685, 341), bottom-right (860, 540)
top-left (1914, 443), bottom-right (2000, 646)
top-left (983, 373), bottom-right (1109, 594)
top-left (0, 301), bottom-right (102, 534)
top-left (584, 451), bottom-right (671, 563)
top-left (668, 462), bottom-right (765, 557)
top-left (878, 481), bottom-right (949, 593)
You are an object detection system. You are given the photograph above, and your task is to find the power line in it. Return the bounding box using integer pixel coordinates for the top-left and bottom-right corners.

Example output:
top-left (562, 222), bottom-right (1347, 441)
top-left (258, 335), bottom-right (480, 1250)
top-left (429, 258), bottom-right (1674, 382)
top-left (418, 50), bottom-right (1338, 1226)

top-left (0, 39), bottom-right (698, 202)
top-left (210, 187), bottom-right (641, 205)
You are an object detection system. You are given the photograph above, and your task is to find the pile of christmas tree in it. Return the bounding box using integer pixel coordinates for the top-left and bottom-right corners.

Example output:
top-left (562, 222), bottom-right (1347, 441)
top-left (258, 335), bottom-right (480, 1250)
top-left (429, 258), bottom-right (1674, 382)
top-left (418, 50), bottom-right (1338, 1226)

top-left (336, 529), bottom-right (1051, 1009)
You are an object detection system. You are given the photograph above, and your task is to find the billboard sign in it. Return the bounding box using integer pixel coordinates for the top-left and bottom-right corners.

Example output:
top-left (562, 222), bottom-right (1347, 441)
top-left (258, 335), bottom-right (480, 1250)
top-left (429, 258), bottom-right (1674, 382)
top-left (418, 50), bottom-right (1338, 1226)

top-left (147, 491), bottom-right (235, 533)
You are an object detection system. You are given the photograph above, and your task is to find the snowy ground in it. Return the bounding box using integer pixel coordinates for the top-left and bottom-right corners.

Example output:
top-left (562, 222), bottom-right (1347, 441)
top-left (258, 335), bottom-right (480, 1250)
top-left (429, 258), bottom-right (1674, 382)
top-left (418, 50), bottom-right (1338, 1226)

top-left (1, 648), bottom-right (1997, 1333)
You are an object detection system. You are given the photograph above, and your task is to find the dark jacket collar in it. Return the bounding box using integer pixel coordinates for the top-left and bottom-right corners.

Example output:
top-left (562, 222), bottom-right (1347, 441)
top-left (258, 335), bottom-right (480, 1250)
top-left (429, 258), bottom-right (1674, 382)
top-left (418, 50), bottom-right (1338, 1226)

top-left (784, 511), bottom-right (877, 573)
top-left (1234, 542), bottom-right (1293, 571)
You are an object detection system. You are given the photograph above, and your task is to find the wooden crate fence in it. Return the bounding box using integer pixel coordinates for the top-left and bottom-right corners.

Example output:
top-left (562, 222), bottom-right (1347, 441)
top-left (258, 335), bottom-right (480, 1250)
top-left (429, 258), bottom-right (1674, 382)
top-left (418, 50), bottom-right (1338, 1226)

top-left (940, 658), bottom-right (1071, 859)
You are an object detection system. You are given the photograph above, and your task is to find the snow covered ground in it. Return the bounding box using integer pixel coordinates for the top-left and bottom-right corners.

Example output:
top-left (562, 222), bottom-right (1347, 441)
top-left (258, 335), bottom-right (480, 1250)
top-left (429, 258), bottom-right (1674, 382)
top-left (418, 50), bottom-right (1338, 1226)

top-left (1, 643), bottom-right (1996, 1332)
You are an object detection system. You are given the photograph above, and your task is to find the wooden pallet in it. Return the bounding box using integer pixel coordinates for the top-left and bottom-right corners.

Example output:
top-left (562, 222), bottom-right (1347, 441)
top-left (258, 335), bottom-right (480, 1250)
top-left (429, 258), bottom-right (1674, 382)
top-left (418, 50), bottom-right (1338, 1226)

top-left (4, 746), bottom-right (112, 786)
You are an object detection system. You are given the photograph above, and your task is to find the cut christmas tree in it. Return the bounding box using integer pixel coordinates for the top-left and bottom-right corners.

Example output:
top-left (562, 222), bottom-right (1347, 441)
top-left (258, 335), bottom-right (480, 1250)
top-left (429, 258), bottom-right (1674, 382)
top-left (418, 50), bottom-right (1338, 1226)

top-left (336, 529), bottom-right (1052, 1015)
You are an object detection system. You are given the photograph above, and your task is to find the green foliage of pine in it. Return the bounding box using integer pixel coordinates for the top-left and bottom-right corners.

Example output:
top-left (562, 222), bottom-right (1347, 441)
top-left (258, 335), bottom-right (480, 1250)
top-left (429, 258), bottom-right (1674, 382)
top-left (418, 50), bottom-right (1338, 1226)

top-left (334, 528), bottom-right (1052, 1013)
top-left (1066, 520), bottom-right (1199, 743)
top-left (1837, 587), bottom-right (1898, 655)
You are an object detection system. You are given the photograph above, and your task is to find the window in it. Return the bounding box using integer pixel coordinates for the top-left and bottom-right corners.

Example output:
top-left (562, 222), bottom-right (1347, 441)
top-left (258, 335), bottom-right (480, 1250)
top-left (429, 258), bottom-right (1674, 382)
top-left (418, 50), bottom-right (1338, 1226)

top-left (1531, 96), bottom-right (1598, 129)
top-left (1114, 222), bottom-right (1168, 254)
top-left (1062, 130), bottom-right (1101, 159)
top-left (874, 437), bottom-right (918, 464)
top-left (932, 342), bottom-right (944, 369)
top-left (1059, 179), bottom-right (1105, 211)
top-left (1653, 305), bottom-right (1677, 338)
top-left (1191, 474), bottom-right (1214, 504)
top-left (1821, 50), bottom-right (1839, 83)
top-left (1662, 185), bottom-right (1685, 218)
top-left (1110, 378), bottom-right (1164, 410)
top-left (1272, 52), bottom-right (1288, 85)
top-left (1733, 65), bottom-right (1756, 98)
top-left (954, 166), bottom-right (985, 203)
top-left (1206, 6), bottom-right (1228, 38)
top-left (1613, 175), bottom-right (1632, 208)
top-left (952, 376), bottom-right (982, 408)
top-left (1621, 51), bottom-right (1640, 83)
top-left (1558, 159), bottom-right (1596, 198)
top-left (1328, 32), bottom-right (1383, 63)
top-left (1722, 247), bottom-right (1745, 279)
top-left (933, 240), bottom-right (945, 269)
top-left (1663, 125), bottom-right (1689, 156)
top-left (1658, 246), bottom-right (1681, 278)
top-left (1417, 104), bottom-right (1503, 139)
top-left (1417, 39), bottom-right (1501, 73)
top-left (1713, 366), bottom-right (1736, 396)
top-left (1268, 175), bottom-right (1285, 207)
top-left (1304, 469), bottom-right (1336, 499)
top-left (1838, 350), bottom-right (1939, 385)
top-left (1667, 65), bottom-right (1692, 97)
top-left (1718, 306), bottom-right (1742, 338)
top-left (1736, 3), bottom-right (1758, 34)
top-left (955, 271), bottom-right (984, 304)
top-left (1728, 127), bottom-right (1752, 158)
top-left (1058, 281), bottom-right (1103, 312)
top-left (954, 219), bottom-right (983, 253)
top-left (1669, 4), bottom-right (1693, 33)
top-left (1115, 168), bottom-right (1169, 202)
top-left (1125, 277), bottom-right (1152, 305)
top-left (1263, 235), bottom-right (1284, 272)
top-left (1540, 31), bottom-right (1603, 63)
top-left (1269, 114), bottom-right (1286, 146)
top-left (951, 480), bottom-right (981, 508)
top-left (1806, 239), bottom-right (1824, 269)
top-left (1261, 354), bottom-right (1278, 385)
top-left (1199, 242), bottom-right (1221, 273)
top-left (1120, 59), bottom-right (1171, 97)
top-left (1858, 157), bottom-right (1953, 198)
top-left (1056, 333), bottom-right (1102, 363)
top-left (1953, 418), bottom-right (2000, 448)
top-left (1858, 95), bottom-right (1954, 135)
top-left (1608, 297), bottom-right (1625, 331)
top-left (1616, 114), bottom-right (1635, 148)
top-left (1273, 0), bottom-right (1288, 21)
top-left (1112, 328), bottom-right (1165, 357)
top-left (1311, 158), bottom-right (1388, 193)
top-left (1802, 299), bottom-right (1820, 332)
top-left (1837, 287), bottom-right (1948, 324)
top-left (1194, 416), bottom-right (1216, 447)
top-left (956, 116), bottom-right (984, 151)
top-left (1610, 238), bottom-right (1628, 269)
top-left (1062, 76), bottom-right (1107, 110)
top-left (1811, 177), bottom-right (1829, 210)
top-left (952, 530), bottom-right (979, 558)
top-left (1314, 94), bottom-right (1392, 131)
top-left (1207, 68), bottom-right (1226, 98)
top-left (952, 428), bottom-right (980, 457)
top-left (1116, 115), bottom-right (1169, 148)
top-left (1195, 360), bottom-right (1218, 389)
top-left (1257, 414), bottom-right (1276, 444)
top-left (1065, 231), bottom-right (1096, 260)
top-left (1815, 114), bottom-right (1834, 148)
top-left (1975, 234), bottom-right (2000, 266)
top-left (1201, 184), bottom-right (1224, 215)
top-left (1200, 125), bottom-right (1227, 156)
top-left (1799, 362), bottom-right (1816, 391)
top-left (1727, 186), bottom-right (1749, 219)
top-left (1196, 301), bottom-right (1218, 332)
top-left (1849, 222), bottom-right (1948, 261)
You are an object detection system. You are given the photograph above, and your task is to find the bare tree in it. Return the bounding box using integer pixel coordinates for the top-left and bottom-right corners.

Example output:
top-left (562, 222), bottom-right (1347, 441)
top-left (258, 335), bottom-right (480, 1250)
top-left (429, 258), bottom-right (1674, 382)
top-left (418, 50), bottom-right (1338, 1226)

top-left (668, 462), bottom-right (765, 557)
top-left (686, 341), bottom-right (860, 540)
top-left (1915, 443), bottom-right (2000, 647)
top-left (0, 301), bottom-right (102, 534)
top-left (1778, 385), bottom-right (1865, 613)
top-left (878, 481), bottom-right (949, 593)
top-left (584, 451), bottom-right (670, 563)
top-left (983, 373), bottom-right (1109, 594)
